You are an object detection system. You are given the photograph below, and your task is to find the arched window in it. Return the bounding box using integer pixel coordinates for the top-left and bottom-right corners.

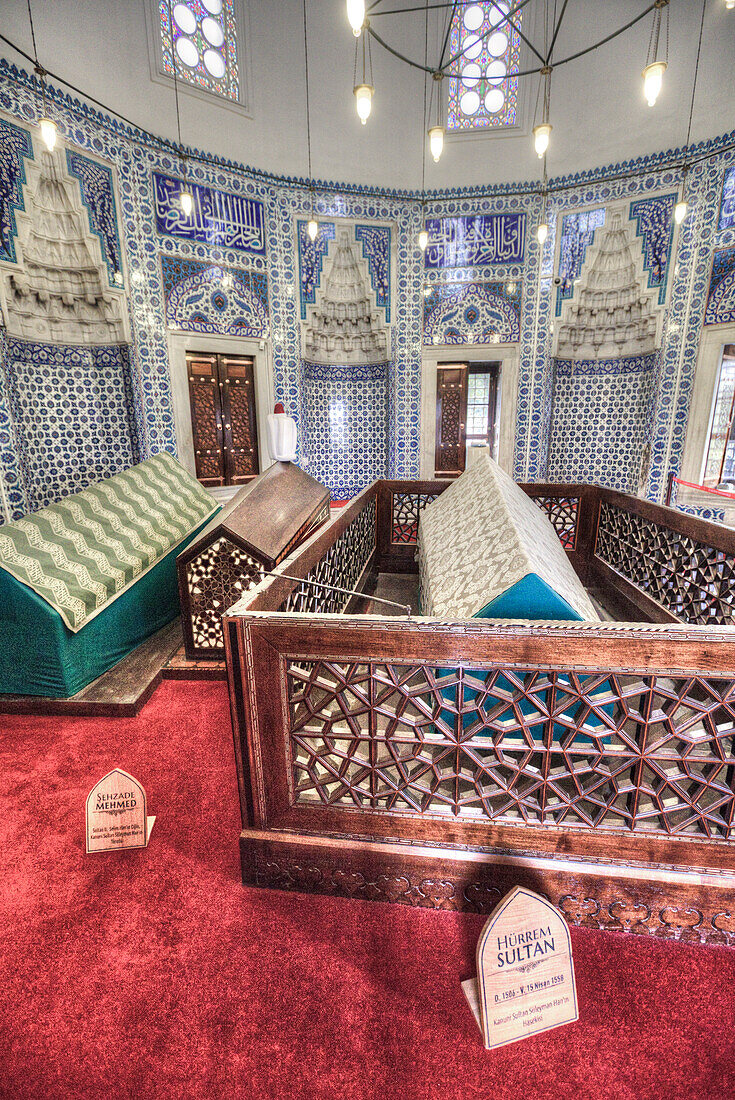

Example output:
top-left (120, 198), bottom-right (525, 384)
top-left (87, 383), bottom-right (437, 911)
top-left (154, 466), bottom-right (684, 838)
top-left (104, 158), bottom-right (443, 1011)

top-left (447, 2), bottom-right (522, 131)
top-left (159, 1), bottom-right (240, 103)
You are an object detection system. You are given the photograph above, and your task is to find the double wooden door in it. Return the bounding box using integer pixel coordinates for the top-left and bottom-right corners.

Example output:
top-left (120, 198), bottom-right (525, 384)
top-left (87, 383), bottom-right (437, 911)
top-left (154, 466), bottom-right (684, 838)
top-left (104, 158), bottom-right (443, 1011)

top-left (187, 352), bottom-right (260, 487)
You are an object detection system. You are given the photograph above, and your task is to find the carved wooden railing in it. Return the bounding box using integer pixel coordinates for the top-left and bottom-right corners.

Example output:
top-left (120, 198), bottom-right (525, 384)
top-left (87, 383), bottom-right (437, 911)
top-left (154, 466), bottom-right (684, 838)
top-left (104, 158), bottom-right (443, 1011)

top-left (224, 478), bottom-right (735, 941)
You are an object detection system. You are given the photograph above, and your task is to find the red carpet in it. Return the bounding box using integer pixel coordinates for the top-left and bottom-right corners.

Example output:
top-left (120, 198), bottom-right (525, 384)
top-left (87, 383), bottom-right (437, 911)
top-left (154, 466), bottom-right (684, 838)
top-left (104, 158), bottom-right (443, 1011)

top-left (1, 680), bottom-right (735, 1100)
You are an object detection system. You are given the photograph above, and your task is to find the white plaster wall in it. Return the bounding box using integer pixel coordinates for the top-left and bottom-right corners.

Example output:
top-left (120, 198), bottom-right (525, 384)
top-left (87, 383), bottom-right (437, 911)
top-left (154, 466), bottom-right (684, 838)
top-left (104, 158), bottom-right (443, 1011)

top-left (2, 0), bottom-right (734, 191)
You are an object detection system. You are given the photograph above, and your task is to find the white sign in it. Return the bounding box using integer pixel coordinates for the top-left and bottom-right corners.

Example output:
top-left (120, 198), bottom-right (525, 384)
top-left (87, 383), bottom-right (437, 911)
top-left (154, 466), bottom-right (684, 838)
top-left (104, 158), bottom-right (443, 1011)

top-left (85, 769), bottom-right (155, 854)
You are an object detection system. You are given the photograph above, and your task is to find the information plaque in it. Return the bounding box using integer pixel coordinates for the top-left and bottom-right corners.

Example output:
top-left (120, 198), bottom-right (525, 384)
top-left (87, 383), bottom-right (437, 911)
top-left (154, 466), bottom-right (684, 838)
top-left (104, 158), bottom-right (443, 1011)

top-left (462, 886), bottom-right (578, 1050)
top-left (85, 769), bottom-right (155, 854)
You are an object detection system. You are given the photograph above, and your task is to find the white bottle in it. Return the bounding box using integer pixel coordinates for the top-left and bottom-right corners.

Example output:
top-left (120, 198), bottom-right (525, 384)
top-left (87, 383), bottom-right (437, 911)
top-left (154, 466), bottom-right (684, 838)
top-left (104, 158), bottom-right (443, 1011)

top-left (266, 402), bottom-right (298, 462)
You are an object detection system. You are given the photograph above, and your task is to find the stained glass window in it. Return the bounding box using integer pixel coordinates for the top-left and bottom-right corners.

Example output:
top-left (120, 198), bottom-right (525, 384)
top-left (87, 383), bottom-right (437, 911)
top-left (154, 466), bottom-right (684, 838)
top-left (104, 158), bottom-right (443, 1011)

top-left (447, 2), bottom-right (522, 131)
top-left (159, 0), bottom-right (240, 103)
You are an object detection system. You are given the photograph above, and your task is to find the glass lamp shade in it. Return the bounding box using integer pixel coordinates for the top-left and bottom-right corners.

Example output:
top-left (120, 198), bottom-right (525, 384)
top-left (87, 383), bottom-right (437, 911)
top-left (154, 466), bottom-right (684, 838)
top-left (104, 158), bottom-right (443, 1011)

top-left (642, 60), bottom-right (666, 106)
top-left (180, 189), bottom-right (194, 217)
top-left (674, 200), bottom-right (688, 224)
top-left (428, 125), bottom-right (445, 163)
top-left (346, 0), bottom-right (365, 36)
top-left (536, 222), bottom-right (549, 245)
top-left (533, 122), bottom-right (552, 159)
top-left (354, 83), bottom-right (374, 125)
top-left (418, 228), bottom-right (429, 251)
top-left (506, 282), bottom-right (517, 295)
top-left (39, 117), bottom-right (58, 151)
top-left (726, 0), bottom-right (735, 10)
top-left (307, 218), bottom-right (319, 242)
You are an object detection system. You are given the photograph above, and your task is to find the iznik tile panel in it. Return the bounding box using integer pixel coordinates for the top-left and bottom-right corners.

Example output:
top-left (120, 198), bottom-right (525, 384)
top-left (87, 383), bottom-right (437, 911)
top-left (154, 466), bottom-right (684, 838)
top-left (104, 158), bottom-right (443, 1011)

top-left (719, 166), bottom-right (735, 233)
top-left (423, 281), bottom-right (521, 344)
top-left (160, 255), bottom-right (268, 336)
top-left (297, 221), bottom-right (336, 319)
top-left (3, 337), bottom-right (138, 513)
top-left (301, 361), bottom-right (388, 499)
top-left (354, 225), bottom-right (391, 321)
top-left (152, 172), bottom-right (266, 255)
top-left (66, 149), bottom-right (123, 285)
top-left (628, 193), bottom-right (677, 304)
top-left (0, 115), bottom-right (32, 263)
top-left (705, 246), bottom-right (735, 326)
top-left (548, 354), bottom-right (657, 493)
top-left (424, 213), bottom-right (526, 268)
top-left (556, 208), bottom-right (605, 316)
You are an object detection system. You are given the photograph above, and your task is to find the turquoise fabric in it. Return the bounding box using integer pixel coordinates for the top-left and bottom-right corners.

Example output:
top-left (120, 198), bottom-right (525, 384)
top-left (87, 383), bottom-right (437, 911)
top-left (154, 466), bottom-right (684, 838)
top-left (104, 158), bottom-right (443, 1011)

top-left (435, 572), bottom-right (612, 745)
top-left (0, 513), bottom-right (216, 698)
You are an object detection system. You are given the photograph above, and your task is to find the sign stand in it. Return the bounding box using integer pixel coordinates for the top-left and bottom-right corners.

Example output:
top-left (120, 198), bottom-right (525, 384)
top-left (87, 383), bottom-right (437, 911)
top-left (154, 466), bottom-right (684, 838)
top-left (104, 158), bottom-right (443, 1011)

top-left (85, 769), bottom-right (155, 854)
top-left (462, 886), bottom-right (578, 1050)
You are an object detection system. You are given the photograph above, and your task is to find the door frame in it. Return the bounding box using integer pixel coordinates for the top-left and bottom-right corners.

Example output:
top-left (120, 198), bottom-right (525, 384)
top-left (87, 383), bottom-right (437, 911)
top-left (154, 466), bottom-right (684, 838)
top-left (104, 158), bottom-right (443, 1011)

top-left (168, 331), bottom-right (274, 479)
top-left (420, 343), bottom-right (519, 479)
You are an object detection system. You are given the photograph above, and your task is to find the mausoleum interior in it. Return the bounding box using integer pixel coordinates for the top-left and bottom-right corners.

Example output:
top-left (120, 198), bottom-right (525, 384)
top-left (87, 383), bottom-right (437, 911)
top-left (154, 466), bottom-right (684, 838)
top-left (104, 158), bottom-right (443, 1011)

top-left (2, 1), bottom-right (735, 1096)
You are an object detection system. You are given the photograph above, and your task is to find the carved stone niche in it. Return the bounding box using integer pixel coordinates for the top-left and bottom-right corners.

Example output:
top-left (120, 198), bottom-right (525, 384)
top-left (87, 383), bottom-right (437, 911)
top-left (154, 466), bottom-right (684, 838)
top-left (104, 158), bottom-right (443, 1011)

top-left (0, 146), bottom-right (128, 345)
top-left (303, 229), bottom-right (389, 364)
top-left (554, 205), bottom-right (662, 360)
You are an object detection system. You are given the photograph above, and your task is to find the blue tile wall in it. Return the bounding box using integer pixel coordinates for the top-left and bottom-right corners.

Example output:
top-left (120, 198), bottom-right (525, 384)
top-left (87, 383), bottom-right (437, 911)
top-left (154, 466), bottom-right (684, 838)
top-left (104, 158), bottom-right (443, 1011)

top-left (3, 337), bottom-right (138, 512)
top-left (555, 208), bottom-right (605, 316)
top-left (704, 246), bottom-right (735, 326)
top-left (301, 361), bottom-right (388, 499)
top-left (1, 57), bottom-right (734, 514)
top-left (160, 254), bottom-right (269, 336)
top-left (548, 354), bottom-right (658, 492)
top-left (354, 225), bottom-right (391, 320)
top-left (297, 221), bottom-right (336, 320)
top-left (0, 115), bottom-right (32, 264)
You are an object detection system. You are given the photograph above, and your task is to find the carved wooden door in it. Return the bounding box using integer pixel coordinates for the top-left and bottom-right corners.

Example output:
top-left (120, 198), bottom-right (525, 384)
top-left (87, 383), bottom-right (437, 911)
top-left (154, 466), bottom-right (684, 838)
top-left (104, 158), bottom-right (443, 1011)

top-left (219, 355), bottom-right (260, 484)
top-left (186, 352), bottom-right (259, 486)
top-left (435, 364), bottom-right (468, 478)
top-left (187, 352), bottom-right (225, 486)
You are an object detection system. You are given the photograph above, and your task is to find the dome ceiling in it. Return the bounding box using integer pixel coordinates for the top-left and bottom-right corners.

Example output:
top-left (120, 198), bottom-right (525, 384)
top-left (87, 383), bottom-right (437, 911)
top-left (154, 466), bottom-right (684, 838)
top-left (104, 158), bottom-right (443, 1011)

top-left (2, 0), bottom-right (734, 191)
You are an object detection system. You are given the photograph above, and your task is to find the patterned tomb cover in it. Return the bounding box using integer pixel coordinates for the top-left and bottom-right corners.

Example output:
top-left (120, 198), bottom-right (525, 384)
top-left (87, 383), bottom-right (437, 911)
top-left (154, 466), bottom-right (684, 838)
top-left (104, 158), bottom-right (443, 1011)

top-left (418, 454), bottom-right (599, 621)
top-left (0, 453), bottom-right (218, 632)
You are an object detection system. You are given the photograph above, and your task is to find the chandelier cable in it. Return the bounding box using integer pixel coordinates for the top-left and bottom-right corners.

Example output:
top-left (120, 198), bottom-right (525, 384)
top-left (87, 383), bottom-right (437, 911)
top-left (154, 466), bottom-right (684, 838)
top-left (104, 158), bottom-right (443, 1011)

top-left (685, 0), bottom-right (706, 153)
top-left (302, 0), bottom-right (313, 182)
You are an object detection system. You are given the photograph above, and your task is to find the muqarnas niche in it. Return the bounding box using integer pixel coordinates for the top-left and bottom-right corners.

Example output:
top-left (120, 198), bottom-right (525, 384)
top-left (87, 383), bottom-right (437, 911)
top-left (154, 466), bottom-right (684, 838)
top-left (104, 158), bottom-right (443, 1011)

top-left (301, 227), bottom-right (391, 498)
top-left (547, 204), bottom-right (664, 492)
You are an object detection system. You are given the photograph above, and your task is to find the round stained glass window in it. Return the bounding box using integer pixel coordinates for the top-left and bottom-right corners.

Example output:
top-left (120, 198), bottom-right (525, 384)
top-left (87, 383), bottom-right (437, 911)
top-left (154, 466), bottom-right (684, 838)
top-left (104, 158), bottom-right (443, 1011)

top-left (461, 34), bottom-right (482, 60)
top-left (459, 89), bottom-right (480, 116)
top-left (203, 48), bottom-right (226, 77)
top-left (172, 3), bottom-right (196, 34)
top-left (202, 0), bottom-right (223, 14)
top-left (488, 31), bottom-right (509, 57)
top-left (485, 88), bottom-right (505, 113)
top-left (461, 63), bottom-right (481, 88)
top-left (202, 16), bottom-right (225, 47)
top-left (463, 4), bottom-right (484, 31)
top-left (176, 35), bottom-right (199, 68)
top-left (486, 60), bottom-right (507, 84)
top-left (488, 1), bottom-right (509, 26)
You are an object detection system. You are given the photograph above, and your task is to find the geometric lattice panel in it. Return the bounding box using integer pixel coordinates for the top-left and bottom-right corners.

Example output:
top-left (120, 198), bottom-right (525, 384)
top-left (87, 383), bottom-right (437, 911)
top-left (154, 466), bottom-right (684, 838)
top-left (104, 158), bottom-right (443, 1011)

top-left (280, 500), bottom-right (376, 614)
top-left (532, 495), bottom-right (579, 550)
top-left (596, 503), bottom-right (735, 626)
top-left (391, 491), bottom-right (441, 545)
top-left (186, 536), bottom-right (263, 649)
top-left (288, 659), bottom-right (735, 838)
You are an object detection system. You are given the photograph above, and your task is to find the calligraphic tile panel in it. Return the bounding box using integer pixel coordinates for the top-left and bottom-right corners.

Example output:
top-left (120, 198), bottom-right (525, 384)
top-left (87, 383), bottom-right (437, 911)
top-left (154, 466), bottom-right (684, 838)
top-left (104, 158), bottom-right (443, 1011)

top-left (424, 213), bottom-right (526, 269)
top-left (152, 172), bottom-right (266, 255)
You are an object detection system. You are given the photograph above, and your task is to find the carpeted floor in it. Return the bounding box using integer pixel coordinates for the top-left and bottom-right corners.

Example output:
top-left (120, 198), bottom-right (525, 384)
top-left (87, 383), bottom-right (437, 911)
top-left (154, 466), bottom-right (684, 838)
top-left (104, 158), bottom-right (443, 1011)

top-left (1, 680), bottom-right (734, 1100)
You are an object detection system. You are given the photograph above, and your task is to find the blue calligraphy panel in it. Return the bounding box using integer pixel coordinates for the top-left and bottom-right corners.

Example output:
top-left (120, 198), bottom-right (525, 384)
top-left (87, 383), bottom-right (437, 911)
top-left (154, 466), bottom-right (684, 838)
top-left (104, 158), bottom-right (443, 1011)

top-left (423, 213), bottom-right (525, 269)
top-left (152, 172), bottom-right (265, 255)
top-left (720, 166), bottom-right (735, 233)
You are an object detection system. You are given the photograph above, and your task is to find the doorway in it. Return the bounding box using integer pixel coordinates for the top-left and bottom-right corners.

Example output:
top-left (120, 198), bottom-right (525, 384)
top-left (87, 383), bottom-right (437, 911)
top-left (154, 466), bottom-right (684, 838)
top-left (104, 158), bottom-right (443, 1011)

top-left (186, 351), bottom-right (259, 487)
top-left (434, 361), bottom-right (500, 478)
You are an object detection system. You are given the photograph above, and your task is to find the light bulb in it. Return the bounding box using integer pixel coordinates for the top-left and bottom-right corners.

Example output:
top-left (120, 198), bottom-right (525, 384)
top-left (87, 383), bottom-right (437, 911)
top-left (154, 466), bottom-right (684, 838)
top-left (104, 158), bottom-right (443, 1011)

top-left (418, 228), bottom-right (429, 251)
top-left (533, 122), bottom-right (552, 159)
top-left (346, 0), bottom-right (365, 36)
top-left (354, 83), bottom-right (374, 125)
top-left (726, 0), bottom-right (735, 10)
top-left (307, 218), bottom-right (319, 242)
top-left (180, 189), bottom-right (193, 217)
top-left (642, 60), bottom-right (666, 106)
top-left (674, 200), bottom-right (688, 224)
top-left (428, 125), bottom-right (445, 163)
top-left (537, 222), bottom-right (548, 245)
top-left (39, 117), bottom-right (58, 151)
top-left (506, 282), bottom-right (517, 295)
top-left (423, 285), bottom-right (432, 297)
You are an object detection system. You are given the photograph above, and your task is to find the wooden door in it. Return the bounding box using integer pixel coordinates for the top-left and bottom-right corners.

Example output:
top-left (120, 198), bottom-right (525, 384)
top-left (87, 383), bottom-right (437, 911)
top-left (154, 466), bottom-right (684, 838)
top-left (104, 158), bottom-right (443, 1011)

top-left (219, 355), bottom-right (260, 484)
top-left (435, 364), bottom-right (468, 478)
top-left (187, 353), bottom-right (260, 486)
top-left (187, 352), bottom-right (225, 486)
